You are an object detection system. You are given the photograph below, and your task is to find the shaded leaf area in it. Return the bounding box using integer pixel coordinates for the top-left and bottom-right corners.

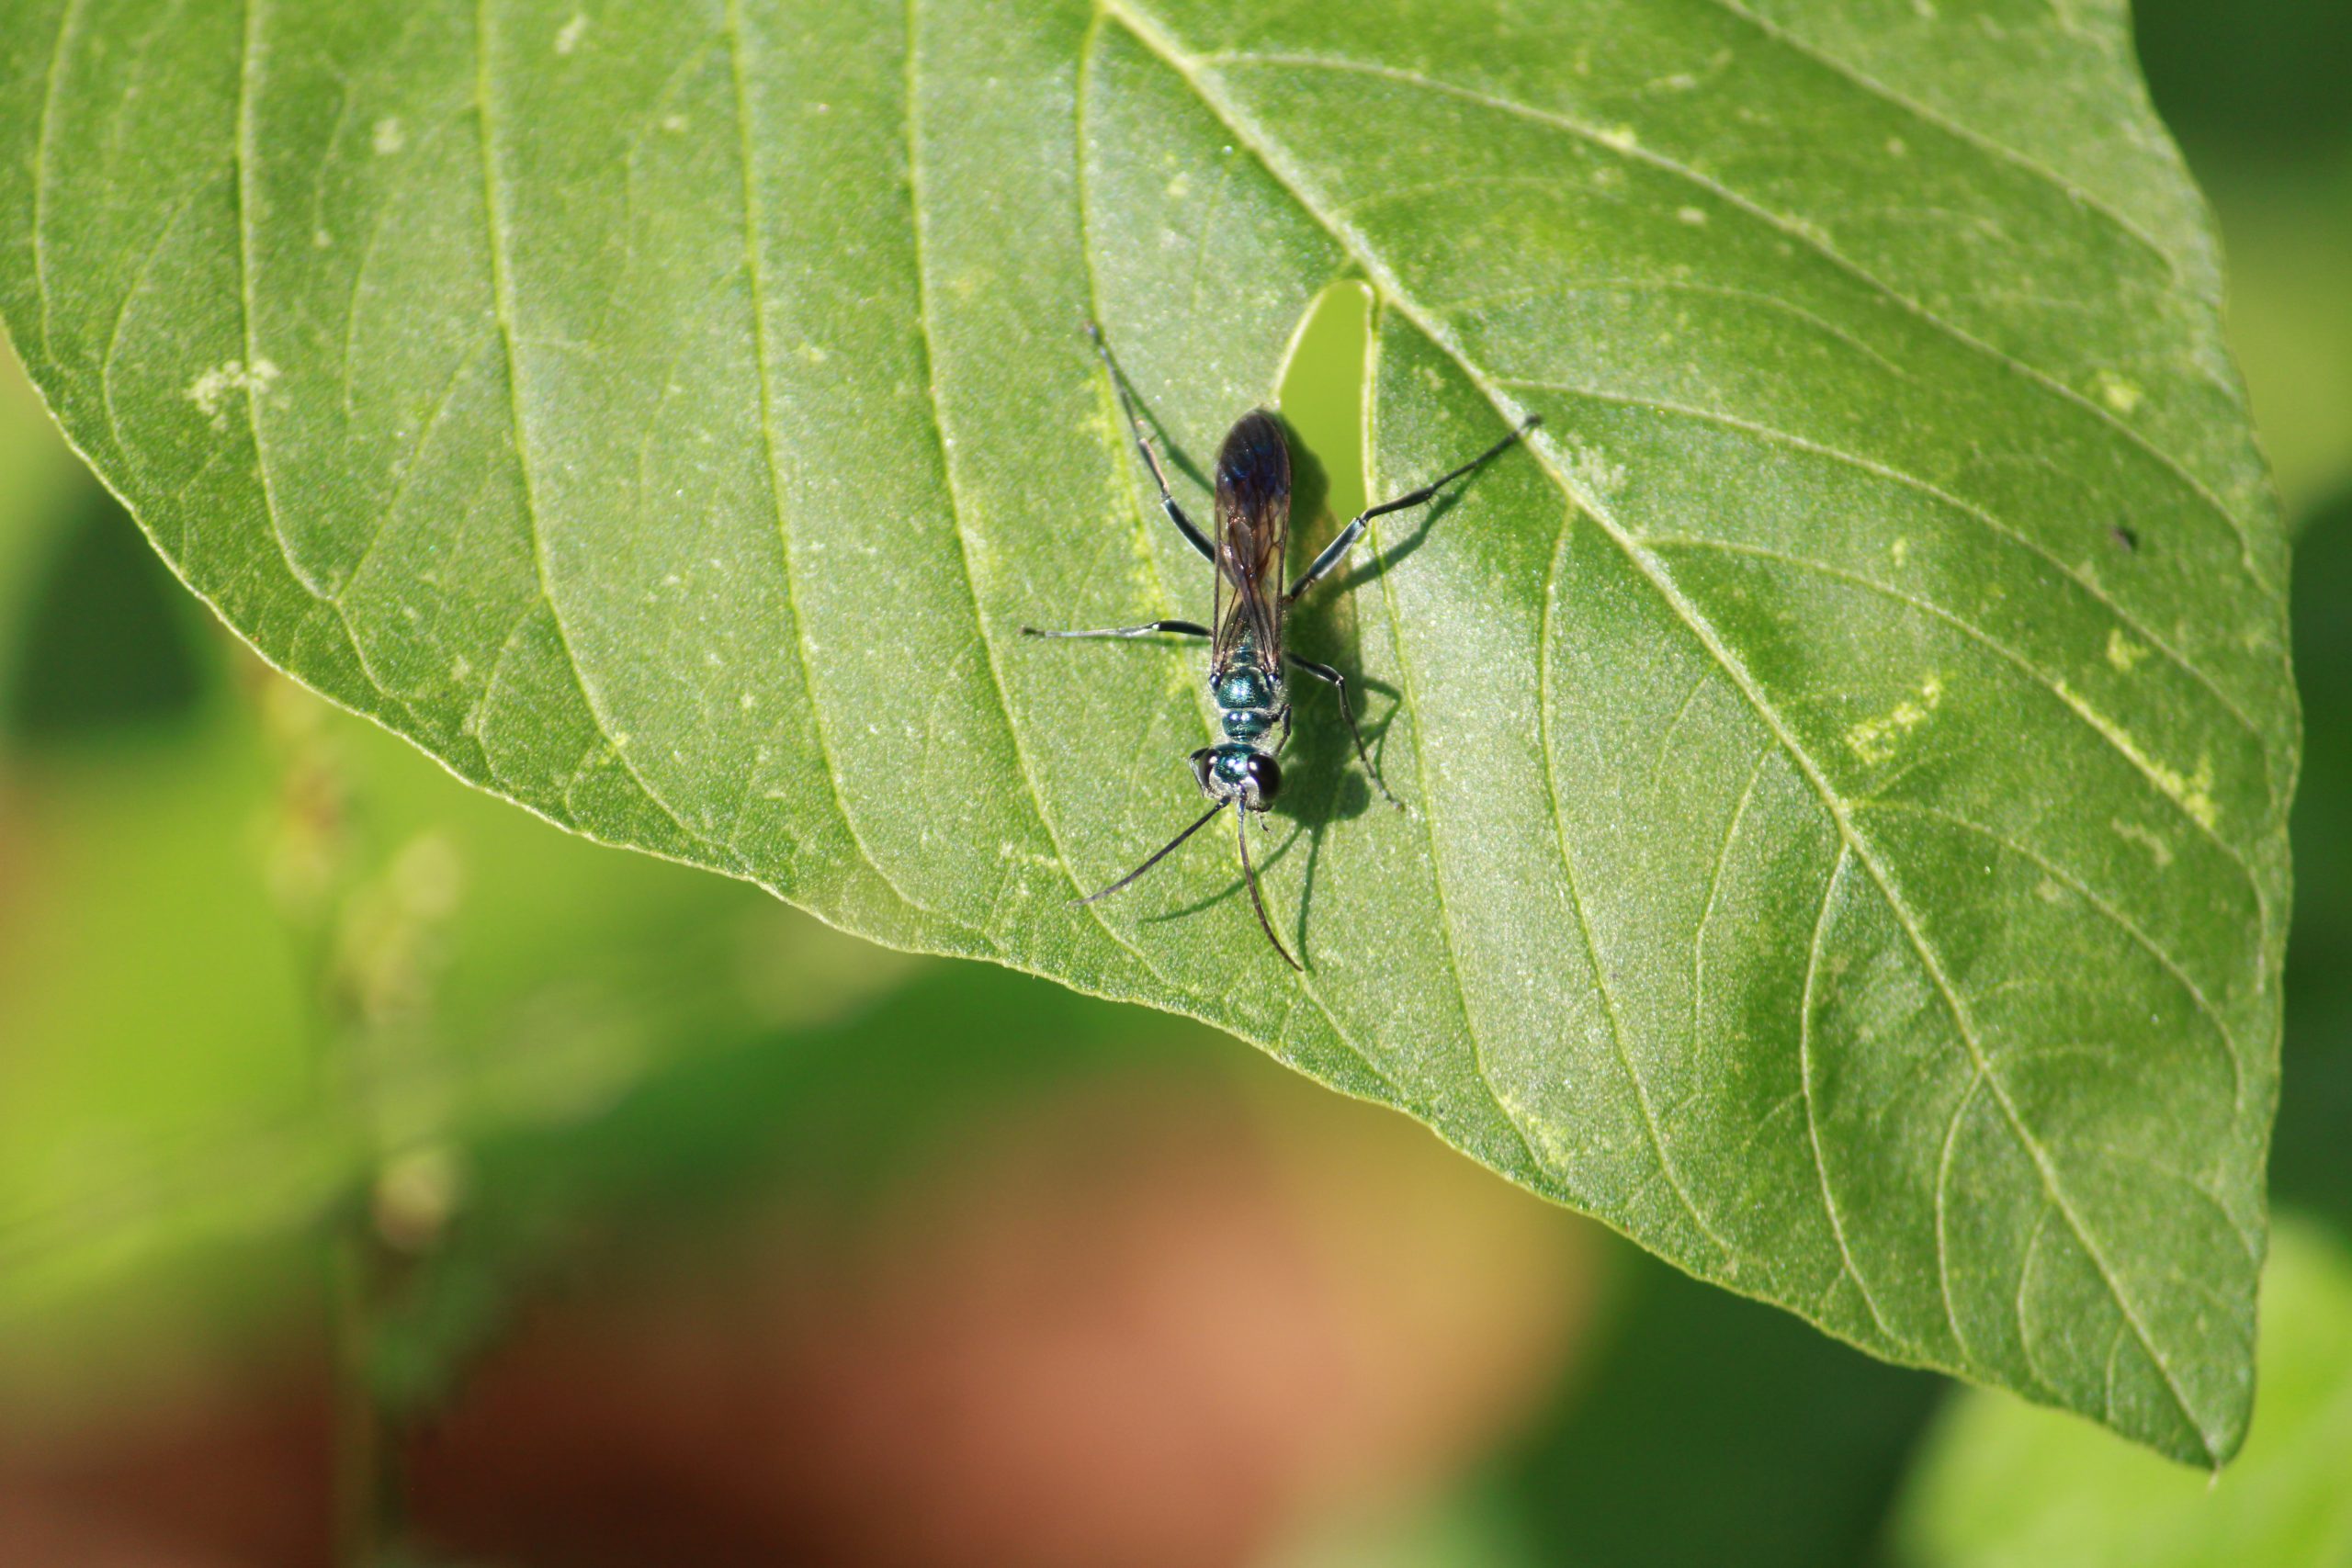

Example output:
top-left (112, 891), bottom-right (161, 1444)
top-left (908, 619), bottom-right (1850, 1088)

top-left (1894, 1216), bottom-right (2352, 1568)
top-left (0, 0), bottom-right (2293, 1459)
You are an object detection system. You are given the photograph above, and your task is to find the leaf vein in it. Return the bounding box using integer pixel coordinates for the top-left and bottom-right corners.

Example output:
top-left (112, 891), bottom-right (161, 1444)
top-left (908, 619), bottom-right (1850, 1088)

top-left (1540, 507), bottom-right (1729, 1256)
top-left (724, 0), bottom-right (953, 932)
top-left (470, 0), bottom-right (719, 864)
top-left (1357, 307), bottom-right (1550, 1181)
top-left (1691, 746), bottom-right (1770, 1068)
top-left (30, 0), bottom-right (82, 371)
top-left (906, 0), bottom-right (1174, 980)
top-left (1501, 378), bottom-right (2275, 779)
top-left (1444, 275), bottom-right (1919, 386)
top-left (1862, 798), bottom-right (2246, 1112)
top-left (1690, 0), bottom-right (2183, 280)
top-left (1645, 532), bottom-right (2265, 889)
top-left (1933, 1068), bottom-right (1984, 1364)
top-left (1798, 844), bottom-right (1899, 1340)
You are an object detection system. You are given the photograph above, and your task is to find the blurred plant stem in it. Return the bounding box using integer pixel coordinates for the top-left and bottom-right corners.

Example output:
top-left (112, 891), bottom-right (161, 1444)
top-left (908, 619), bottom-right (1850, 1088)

top-left (252, 660), bottom-right (464, 1566)
top-left (331, 1221), bottom-right (395, 1568)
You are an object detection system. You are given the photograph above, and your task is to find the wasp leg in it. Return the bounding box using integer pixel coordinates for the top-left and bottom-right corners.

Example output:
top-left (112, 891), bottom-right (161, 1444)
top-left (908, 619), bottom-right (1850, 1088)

top-left (1285, 416), bottom-right (1540, 604)
top-left (1020, 618), bottom-right (1210, 642)
top-left (1087, 321), bottom-right (1216, 567)
top-left (1285, 653), bottom-right (1400, 809)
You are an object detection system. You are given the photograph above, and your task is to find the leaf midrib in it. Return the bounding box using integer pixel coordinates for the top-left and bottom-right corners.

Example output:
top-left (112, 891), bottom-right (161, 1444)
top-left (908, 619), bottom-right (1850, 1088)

top-left (1188, 43), bottom-right (2271, 601)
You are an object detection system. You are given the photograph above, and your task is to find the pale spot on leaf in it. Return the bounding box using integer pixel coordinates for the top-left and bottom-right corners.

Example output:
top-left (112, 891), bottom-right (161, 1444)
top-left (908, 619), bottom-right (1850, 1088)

top-left (186, 359), bottom-right (281, 431)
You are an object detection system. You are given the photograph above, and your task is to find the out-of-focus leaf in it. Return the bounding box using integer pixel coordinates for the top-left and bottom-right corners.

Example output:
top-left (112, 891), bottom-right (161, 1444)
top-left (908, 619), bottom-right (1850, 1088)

top-left (2134, 0), bottom-right (2352, 162)
top-left (2271, 489), bottom-right (2352, 1228)
top-left (1494, 1240), bottom-right (1939, 1568)
top-left (0, 635), bottom-right (791, 1324)
top-left (0, 1), bottom-right (2295, 1459)
top-left (2, 476), bottom-right (208, 741)
top-left (2197, 171), bottom-right (2352, 518)
top-left (1893, 1215), bottom-right (2352, 1568)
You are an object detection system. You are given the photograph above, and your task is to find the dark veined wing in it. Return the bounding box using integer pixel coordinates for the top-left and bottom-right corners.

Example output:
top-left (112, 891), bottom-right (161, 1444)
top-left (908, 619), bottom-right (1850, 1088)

top-left (1210, 409), bottom-right (1291, 670)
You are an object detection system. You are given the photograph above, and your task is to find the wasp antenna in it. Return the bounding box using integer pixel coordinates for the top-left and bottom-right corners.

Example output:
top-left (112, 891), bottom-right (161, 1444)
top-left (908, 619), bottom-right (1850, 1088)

top-left (1073, 801), bottom-right (1225, 906)
top-left (1235, 805), bottom-right (1303, 971)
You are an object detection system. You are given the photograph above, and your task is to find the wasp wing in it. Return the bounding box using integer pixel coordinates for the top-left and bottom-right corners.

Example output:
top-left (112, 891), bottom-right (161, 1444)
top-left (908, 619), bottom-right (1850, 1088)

top-left (1210, 409), bottom-right (1292, 671)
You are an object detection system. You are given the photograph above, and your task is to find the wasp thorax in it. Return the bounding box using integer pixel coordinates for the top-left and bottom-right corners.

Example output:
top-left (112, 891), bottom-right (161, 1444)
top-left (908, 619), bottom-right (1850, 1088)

top-left (1215, 667), bottom-right (1273, 710)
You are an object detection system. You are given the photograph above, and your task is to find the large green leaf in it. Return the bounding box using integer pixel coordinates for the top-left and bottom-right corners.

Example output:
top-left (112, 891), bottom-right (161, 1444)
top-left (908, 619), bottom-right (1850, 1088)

top-left (0, 0), bottom-right (2293, 1461)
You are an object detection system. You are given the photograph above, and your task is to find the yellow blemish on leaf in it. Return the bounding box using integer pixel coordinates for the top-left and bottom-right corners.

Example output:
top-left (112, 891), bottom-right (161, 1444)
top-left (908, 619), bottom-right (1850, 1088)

top-left (2095, 370), bottom-right (2143, 414)
top-left (1890, 537), bottom-right (1910, 565)
top-left (1562, 443), bottom-right (1627, 501)
top-left (371, 117), bottom-right (405, 155)
top-left (1846, 673), bottom-right (1944, 765)
top-left (2173, 757), bottom-right (2221, 829)
top-left (1677, 207), bottom-right (1708, 226)
top-left (1600, 125), bottom-right (1639, 152)
top-left (2055, 682), bottom-right (2221, 829)
top-left (554, 12), bottom-right (589, 54)
top-left (2106, 628), bottom-right (2147, 671)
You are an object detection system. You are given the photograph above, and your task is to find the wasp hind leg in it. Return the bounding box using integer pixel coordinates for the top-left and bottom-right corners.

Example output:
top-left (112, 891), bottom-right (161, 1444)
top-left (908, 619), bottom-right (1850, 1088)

top-left (1284, 416), bottom-right (1541, 604)
top-left (1087, 322), bottom-right (1217, 567)
top-left (1285, 653), bottom-right (1400, 809)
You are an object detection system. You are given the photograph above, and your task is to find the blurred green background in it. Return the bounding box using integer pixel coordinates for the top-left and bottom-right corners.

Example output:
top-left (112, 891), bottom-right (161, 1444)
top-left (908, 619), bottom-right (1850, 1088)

top-left (2, 4), bottom-right (2348, 1563)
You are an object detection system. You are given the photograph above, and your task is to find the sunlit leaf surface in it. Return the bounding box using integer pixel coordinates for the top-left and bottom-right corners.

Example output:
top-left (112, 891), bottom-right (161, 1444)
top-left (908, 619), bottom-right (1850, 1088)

top-left (0, 0), bottom-right (2294, 1461)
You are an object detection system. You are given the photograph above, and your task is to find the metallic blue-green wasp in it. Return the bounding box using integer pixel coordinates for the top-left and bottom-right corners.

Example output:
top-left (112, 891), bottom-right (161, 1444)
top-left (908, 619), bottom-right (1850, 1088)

top-left (1024, 323), bottom-right (1536, 969)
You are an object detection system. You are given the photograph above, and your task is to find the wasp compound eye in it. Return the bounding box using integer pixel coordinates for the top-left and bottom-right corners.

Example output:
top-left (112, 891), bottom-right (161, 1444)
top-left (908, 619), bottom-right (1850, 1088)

top-left (1243, 753), bottom-right (1282, 803)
